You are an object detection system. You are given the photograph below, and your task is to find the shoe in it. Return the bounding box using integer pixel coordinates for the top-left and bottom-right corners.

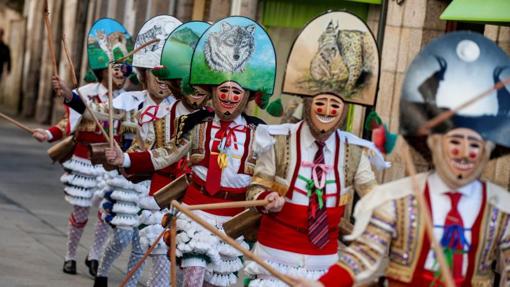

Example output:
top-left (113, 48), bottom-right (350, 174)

top-left (93, 276), bottom-right (108, 287)
top-left (62, 260), bottom-right (76, 274)
top-left (85, 256), bottom-right (99, 277)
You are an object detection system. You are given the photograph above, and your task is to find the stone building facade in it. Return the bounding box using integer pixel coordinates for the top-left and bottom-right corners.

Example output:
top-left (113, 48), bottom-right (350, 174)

top-left (0, 0), bottom-right (508, 187)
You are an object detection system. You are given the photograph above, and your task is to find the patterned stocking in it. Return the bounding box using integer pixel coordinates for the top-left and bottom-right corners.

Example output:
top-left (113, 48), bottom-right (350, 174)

top-left (88, 212), bottom-right (110, 260)
top-left (184, 266), bottom-right (207, 287)
top-left (65, 205), bottom-right (90, 261)
top-left (97, 228), bottom-right (133, 277)
top-left (147, 255), bottom-right (170, 287)
top-left (125, 229), bottom-right (145, 287)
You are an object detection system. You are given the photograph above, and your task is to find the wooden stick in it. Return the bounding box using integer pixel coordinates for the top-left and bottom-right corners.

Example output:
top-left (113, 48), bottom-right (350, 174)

top-left (61, 34), bottom-right (113, 145)
top-left (61, 34), bottom-right (78, 86)
top-left (170, 216), bottom-right (177, 287)
top-left (43, 0), bottom-right (58, 75)
top-left (171, 200), bottom-right (296, 286)
top-left (187, 199), bottom-right (270, 211)
top-left (107, 63), bottom-right (114, 149)
top-left (402, 147), bottom-right (455, 287)
top-left (0, 112), bottom-right (34, 134)
top-left (114, 38), bottom-right (159, 64)
top-left (119, 229), bottom-right (166, 287)
top-left (418, 77), bottom-right (510, 135)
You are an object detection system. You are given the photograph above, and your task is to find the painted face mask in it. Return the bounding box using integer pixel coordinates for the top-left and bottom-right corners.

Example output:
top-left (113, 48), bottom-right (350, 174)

top-left (182, 85), bottom-right (210, 110)
top-left (165, 79), bottom-right (184, 99)
top-left (146, 70), bottom-right (171, 101)
top-left (110, 64), bottom-right (127, 89)
top-left (212, 81), bottom-right (249, 121)
top-left (304, 94), bottom-right (346, 141)
top-left (428, 128), bottom-right (494, 189)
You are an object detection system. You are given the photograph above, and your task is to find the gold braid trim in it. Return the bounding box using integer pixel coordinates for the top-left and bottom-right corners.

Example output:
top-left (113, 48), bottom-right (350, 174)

top-left (250, 175), bottom-right (289, 197)
top-left (274, 134), bottom-right (290, 179)
top-left (386, 196), bottom-right (425, 283)
top-left (154, 119), bottom-right (166, 149)
top-left (187, 122), bottom-right (205, 164)
top-left (251, 174), bottom-right (274, 190)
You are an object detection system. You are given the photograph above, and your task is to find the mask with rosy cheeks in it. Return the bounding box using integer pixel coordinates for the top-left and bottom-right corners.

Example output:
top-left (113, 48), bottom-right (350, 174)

top-left (110, 64), bottom-right (127, 89)
top-left (146, 71), bottom-right (171, 101)
top-left (304, 94), bottom-right (346, 141)
top-left (428, 128), bottom-right (494, 189)
top-left (212, 81), bottom-right (249, 121)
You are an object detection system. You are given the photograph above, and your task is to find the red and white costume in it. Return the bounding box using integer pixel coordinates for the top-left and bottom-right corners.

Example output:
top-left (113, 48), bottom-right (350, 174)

top-left (318, 172), bottom-right (510, 287)
top-left (244, 121), bottom-right (388, 286)
top-left (124, 112), bottom-right (261, 286)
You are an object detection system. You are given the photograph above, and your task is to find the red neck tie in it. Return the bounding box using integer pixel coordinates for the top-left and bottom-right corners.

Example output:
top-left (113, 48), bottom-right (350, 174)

top-left (205, 121), bottom-right (232, 195)
top-left (443, 192), bottom-right (464, 280)
top-left (307, 140), bottom-right (329, 249)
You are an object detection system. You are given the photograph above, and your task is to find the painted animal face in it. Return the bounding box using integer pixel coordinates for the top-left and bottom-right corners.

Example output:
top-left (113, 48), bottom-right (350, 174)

top-left (212, 81), bottom-right (249, 121)
top-left (204, 23), bottom-right (255, 72)
top-left (429, 128), bottom-right (492, 189)
top-left (306, 94), bottom-right (345, 141)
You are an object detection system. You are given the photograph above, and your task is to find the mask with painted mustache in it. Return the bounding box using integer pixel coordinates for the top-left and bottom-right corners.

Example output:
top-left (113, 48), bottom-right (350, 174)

top-left (212, 81), bottom-right (249, 121)
top-left (428, 128), bottom-right (494, 189)
top-left (304, 94), bottom-right (347, 142)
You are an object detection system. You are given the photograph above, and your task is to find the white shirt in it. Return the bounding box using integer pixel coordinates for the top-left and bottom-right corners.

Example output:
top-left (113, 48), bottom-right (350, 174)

top-left (192, 114), bottom-right (252, 189)
top-left (289, 123), bottom-right (339, 207)
top-left (424, 172), bottom-right (483, 275)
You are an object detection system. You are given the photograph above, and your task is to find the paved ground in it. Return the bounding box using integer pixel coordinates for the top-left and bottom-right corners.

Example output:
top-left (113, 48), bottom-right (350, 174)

top-left (0, 115), bottom-right (149, 286)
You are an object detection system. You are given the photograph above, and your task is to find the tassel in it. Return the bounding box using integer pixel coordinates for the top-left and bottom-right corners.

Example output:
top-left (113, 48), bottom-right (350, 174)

top-left (217, 153), bottom-right (228, 169)
top-left (431, 247), bottom-right (454, 287)
top-left (440, 225), bottom-right (470, 251)
top-left (316, 189), bottom-right (324, 209)
top-left (266, 98), bottom-right (283, 117)
top-left (254, 92), bottom-right (269, 109)
top-left (364, 110), bottom-right (398, 154)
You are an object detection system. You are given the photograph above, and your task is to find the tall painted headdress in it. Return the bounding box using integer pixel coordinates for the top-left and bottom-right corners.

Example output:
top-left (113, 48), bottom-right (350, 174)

top-left (132, 15), bottom-right (182, 68)
top-left (189, 16), bottom-right (278, 114)
top-left (283, 11), bottom-right (380, 106)
top-left (152, 21), bottom-right (211, 95)
top-left (87, 18), bottom-right (134, 70)
top-left (400, 31), bottom-right (510, 158)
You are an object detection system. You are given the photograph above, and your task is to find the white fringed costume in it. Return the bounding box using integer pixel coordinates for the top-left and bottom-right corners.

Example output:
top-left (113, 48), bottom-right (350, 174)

top-left (47, 83), bottom-right (126, 262)
top-left (126, 114), bottom-right (262, 286)
top-left (100, 175), bottom-right (144, 228)
top-left (61, 156), bottom-right (105, 207)
top-left (176, 209), bottom-right (249, 286)
top-left (138, 190), bottom-right (168, 254)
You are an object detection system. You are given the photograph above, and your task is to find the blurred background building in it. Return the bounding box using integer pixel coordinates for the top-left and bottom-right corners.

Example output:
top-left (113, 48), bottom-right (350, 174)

top-left (0, 0), bottom-right (509, 186)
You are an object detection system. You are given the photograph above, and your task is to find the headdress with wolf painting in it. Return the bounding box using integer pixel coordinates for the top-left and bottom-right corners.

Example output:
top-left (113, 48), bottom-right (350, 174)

top-left (87, 18), bottom-right (134, 70)
top-left (132, 15), bottom-right (182, 69)
top-left (283, 11), bottom-right (380, 106)
top-left (152, 21), bottom-right (210, 95)
top-left (189, 16), bottom-right (276, 105)
top-left (400, 31), bottom-right (510, 159)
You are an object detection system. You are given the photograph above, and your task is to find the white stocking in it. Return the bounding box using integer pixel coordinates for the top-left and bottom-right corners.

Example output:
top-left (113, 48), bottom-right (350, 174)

top-left (65, 205), bottom-right (89, 261)
top-left (87, 211), bottom-right (110, 260)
